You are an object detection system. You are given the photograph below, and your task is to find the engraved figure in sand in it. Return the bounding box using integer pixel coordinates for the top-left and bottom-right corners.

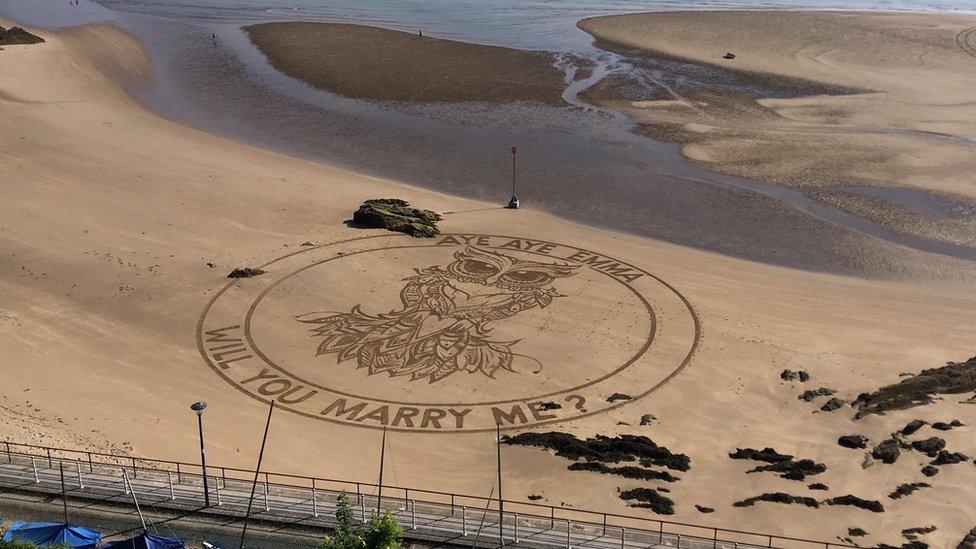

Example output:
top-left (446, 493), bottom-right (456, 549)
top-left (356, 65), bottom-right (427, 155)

top-left (296, 247), bottom-right (580, 383)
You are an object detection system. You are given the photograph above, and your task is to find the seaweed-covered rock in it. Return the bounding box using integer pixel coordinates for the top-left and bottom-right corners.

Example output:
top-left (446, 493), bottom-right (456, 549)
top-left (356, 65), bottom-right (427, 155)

top-left (910, 437), bottom-right (946, 457)
top-left (733, 493), bottom-right (819, 508)
top-left (838, 435), bottom-right (869, 449)
top-left (352, 199), bottom-right (441, 237)
top-left (958, 527), bottom-right (976, 549)
top-left (0, 26), bottom-right (45, 45)
top-left (227, 267), bottom-right (266, 278)
top-left (902, 420), bottom-right (927, 436)
top-left (826, 495), bottom-right (884, 513)
top-left (820, 397), bottom-right (847, 412)
top-left (567, 461), bottom-right (679, 482)
top-left (932, 420), bottom-right (964, 431)
top-left (921, 465), bottom-right (939, 477)
top-left (527, 494), bottom-right (542, 501)
top-left (503, 432), bottom-right (690, 471)
top-left (872, 439), bottom-right (901, 464)
top-left (747, 459), bottom-right (826, 481)
top-left (639, 414), bottom-right (655, 426)
top-left (799, 387), bottom-right (836, 402)
top-left (931, 450), bottom-right (969, 465)
top-left (888, 483), bottom-right (930, 500)
top-left (729, 447), bottom-right (793, 463)
top-left (619, 488), bottom-right (674, 515)
top-left (903, 526), bottom-right (937, 537)
top-left (853, 356), bottom-right (976, 418)
top-left (694, 504), bottom-right (714, 513)
top-left (537, 401), bottom-right (561, 411)
top-left (848, 527), bottom-right (868, 537)
top-left (607, 393), bottom-right (632, 402)
top-left (808, 483), bottom-right (829, 491)
top-left (781, 369), bottom-right (810, 382)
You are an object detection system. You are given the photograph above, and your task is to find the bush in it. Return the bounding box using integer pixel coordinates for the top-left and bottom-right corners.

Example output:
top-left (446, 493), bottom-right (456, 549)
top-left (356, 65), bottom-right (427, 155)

top-left (321, 493), bottom-right (403, 549)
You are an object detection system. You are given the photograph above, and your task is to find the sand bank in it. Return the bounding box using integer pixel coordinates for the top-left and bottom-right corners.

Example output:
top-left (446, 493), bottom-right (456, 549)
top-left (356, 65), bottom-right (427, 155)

top-left (578, 11), bottom-right (976, 250)
top-left (2, 19), bottom-right (976, 548)
top-left (245, 22), bottom-right (567, 105)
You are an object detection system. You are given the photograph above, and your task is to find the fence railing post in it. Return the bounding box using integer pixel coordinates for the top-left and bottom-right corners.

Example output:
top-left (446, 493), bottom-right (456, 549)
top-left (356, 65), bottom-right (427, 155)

top-left (176, 463), bottom-right (182, 484)
top-left (76, 461), bottom-right (84, 489)
top-left (566, 519), bottom-right (571, 549)
top-left (168, 471), bottom-right (175, 500)
top-left (550, 506), bottom-right (555, 529)
top-left (462, 506), bottom-right (467, 536)
top-left (361, 496), bottom-right (367, 524)
top-left (31, 457), bottom-right (38, 483)
top-left (122, 468), bottom-right (130, 494)
top-left (215, 476), bottom-right (222, 506)
top-left (602, 513), bottom-right (607, 536)
top-left (312, 479), bottom-right (318, 517)
top-left (620, 526), bottom-right (626, 549)
top-left (514, 513), bottom-right (519, 543)
top-left (263, 475), bottom-right (270, 511)
top-left (410, 500), bottom-right (416, 530)
top-left (46, 448), bottom-right (52, 468)
top-left (5, 441), bottom-right (10, 463)
top-left (451, 494), bottom-right (456, 516)
top-left (87, 452), bottom-right (93, 474)
top-left (131, 457), bottom-right (137, 479)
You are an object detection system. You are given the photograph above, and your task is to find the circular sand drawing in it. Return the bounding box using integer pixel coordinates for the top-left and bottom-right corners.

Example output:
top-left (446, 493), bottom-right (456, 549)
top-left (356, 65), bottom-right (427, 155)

top-left (197, 234), bottom-right (700, 432)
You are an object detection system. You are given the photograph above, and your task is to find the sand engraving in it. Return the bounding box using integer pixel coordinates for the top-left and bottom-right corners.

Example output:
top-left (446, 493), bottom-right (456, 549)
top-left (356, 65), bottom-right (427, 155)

top-left (296, 247), bottom-right (580, 383)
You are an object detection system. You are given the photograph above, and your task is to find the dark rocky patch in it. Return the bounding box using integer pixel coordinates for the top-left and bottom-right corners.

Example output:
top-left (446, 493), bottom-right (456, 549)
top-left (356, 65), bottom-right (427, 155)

top-left (958, 526), bottom-right (976, 548)
top-left (527, 494), bottom-right (543, 501)
top-left (639, 414), bottom-right (655, 425)
top-left (781, 369), bottom-right (810, 382)
top-left (503, 432), bottom-right (690, 471)
top-left (694, 504), bottom-right (714, 513)
top-left (607, 393), bottom-right (632, 402)
top-left (853, 356), bottom-right (976, 418)
top-left (808, 483), bottom-right (829, 491)
top-left (903, 526), bottom-right (937, 537)
top-left (352, 198), bottom-right (441, 237)
top-left (729, 447), bottom-right (792, 463)
top-left (567, 461), bottom-right (679, 482)
top-left (888, 482), bottom-right (930, 499)
top-left (619, 488), bottom-right (674, 515)
top-left (227, 267), bottom-right (266, 278)
top-left (848, 527), bottom-right (868, 537)
top-left (921, 465), bottom-right (939, 477)
top-left (747, 459), bottom-right (826, 481)
top-left (732, 493), bottom-right (819, 508)
top-left (0, 26), bottom-right (45, 45)
top-left (902, 420), bottom-right (927, 436)
top-left (537, 401), bottom-right (561, 411)
top-left (910, 437), bottom-right (946, 457)
top-left (932, 420), bottom-right (964, 431)
top-left (872, 439), bottom-right (901, 464)
top-left (825, 495), bottom-right (884, 513)
top-left (820, 397), bottom-right (847, 412)
top-left (838, 435), bottom-right (869, 449)
top-left (799, 387), bottom-right (836, 401)
top-left (931, 450), bottom-right (969, 465)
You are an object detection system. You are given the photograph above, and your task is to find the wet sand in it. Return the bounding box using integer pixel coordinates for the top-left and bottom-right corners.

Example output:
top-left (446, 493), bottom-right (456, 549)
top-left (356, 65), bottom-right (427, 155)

top-left (578, 11), bottom-right (976, 251)
top-left (245, 22), bottom-right (567, 105)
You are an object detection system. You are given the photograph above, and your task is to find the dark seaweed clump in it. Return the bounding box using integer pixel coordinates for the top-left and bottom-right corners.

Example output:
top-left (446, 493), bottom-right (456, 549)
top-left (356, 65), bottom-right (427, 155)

top-left (825, 495), bottom-right (884, 513)
top-left (733, 493), bottom-right (819, 508)
top-left (503, 432), bottom-right (690, 471)
top-left (227, 267), bottom-right (266, 278)
top-left (853, 356), bottom-right (976, 418)
top-left (619, 488), bottom-right (674, 515)
top-left (567, 461), bottom-right (679, 482)
top-left (352, 198), bottom-right (442, 238)
top-left (888, 483), bottom-right (930, 500)
top-left (728, 447), bottom-right (792, 463)
top-left (747, 459), bottom-right (826, 481)
top-left (798, 387), bottom-right (836, 402)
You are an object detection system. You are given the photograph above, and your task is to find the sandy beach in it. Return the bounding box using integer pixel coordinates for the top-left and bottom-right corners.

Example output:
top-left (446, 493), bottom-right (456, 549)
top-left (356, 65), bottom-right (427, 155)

top-left (1, 9), bottom-right (976, 549)
top-left (245, 22), bottom-right (567, 104)
top-left (578, 11), bottom-right (976, 251)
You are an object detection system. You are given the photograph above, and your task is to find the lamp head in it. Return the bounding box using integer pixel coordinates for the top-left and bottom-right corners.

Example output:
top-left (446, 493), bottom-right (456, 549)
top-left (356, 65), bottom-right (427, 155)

top-left (190, 401), bottom-right (208, 415)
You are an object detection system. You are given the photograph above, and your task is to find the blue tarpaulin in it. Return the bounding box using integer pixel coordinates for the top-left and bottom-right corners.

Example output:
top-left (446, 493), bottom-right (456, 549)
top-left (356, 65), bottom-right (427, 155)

top-left (2, 521), bottom-right (102, 548)
top-left (104, 531), bottom-right (186, 549)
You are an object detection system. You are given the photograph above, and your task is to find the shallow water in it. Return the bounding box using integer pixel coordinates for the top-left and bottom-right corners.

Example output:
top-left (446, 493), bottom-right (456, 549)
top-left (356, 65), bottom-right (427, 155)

top-left (5, 0), bottom-right (976, 273)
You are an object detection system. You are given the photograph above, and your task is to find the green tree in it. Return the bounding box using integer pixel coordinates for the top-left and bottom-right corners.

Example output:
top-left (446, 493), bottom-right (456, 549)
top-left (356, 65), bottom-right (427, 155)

top-left (321, 493), bottom-right (365, 549)
top-left (320, 493), bottom-right (404, 549)
top-left (365, 511), bottom-right (404, 549)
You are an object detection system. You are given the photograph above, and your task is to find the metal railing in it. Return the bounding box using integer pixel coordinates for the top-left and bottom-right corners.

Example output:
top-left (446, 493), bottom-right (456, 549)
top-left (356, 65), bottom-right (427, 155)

top-left (0, 441), bottom-right (854, 549)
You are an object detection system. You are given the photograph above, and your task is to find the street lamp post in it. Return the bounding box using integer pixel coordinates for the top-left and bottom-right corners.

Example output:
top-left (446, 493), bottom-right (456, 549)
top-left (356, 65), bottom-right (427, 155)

top-left (507, 146), bottom-right (519, 209)
top-left (190, 401), bottom-right (210, 507)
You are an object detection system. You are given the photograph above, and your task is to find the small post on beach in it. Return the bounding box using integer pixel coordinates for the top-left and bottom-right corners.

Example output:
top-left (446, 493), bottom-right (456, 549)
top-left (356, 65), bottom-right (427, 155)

top-left (507, 146), bottom-right (519, 209)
